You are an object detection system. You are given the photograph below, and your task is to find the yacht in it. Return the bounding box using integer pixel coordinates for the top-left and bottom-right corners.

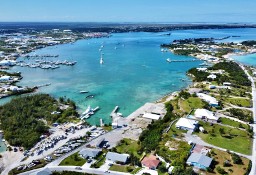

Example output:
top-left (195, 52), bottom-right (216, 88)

top-left (82, 106), bottom-right (91, 115)
top-left (199, 62), bottom-right (208, 66)
top-left (80, 91), bottom-right (89, 94)
top-left (166, 58), bottom-right (171, 63)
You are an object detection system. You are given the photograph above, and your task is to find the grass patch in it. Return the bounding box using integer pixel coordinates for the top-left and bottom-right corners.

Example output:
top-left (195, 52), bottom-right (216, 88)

top-left (109, 165), bottom-right (138, 173)
top-left (116, 139), bottom-right (141, 158)
top-left (220, 118), bottom-right (250, 130)
top-left (59, 152), bottom-right (86, 166)
top-left (90, 153), bottom-right (106, 168)
top-left (102, 125), bottom-right (112, 131)
top-left (197, 122), bottom-right (252, 155)
top-left (227, 98), bottom-right (252, 108)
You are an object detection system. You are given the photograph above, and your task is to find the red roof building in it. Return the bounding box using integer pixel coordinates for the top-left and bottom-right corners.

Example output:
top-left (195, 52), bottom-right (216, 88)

top-left (141, 155), bottom-right (160, 170)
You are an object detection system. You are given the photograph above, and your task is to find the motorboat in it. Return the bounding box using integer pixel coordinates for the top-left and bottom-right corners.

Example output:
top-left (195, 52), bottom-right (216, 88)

top-left (80, 91), bottom-right (89, 94)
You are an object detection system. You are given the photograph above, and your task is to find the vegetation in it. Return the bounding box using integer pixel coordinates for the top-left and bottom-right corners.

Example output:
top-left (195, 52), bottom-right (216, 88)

top-left (187, 68), bottom-right (210, 82)
top-left (220, 118), bottom-right (249, 130)
top-left (197, 122), bottom-right (252, 155)
top-left (241, 40), bottom-right (256, 46)
top-left (226, 108), bottom-right (253, 123)
top-left (109, 165), bottom-right (139, 173)
top-left (227, 98), bottom-right (251, 107)
top-left (59, 152), bottom-right (86, 166)
top-left (0, 94), bottom-right (78, 149)
top-left (210, 61), bottom-right (251, 86)
top-left (207, 148), bottom-right (250, 175)
top-left (139, 102), bottom-right (176, 152)
top-left (116, 139), bottom-right (141, 159)
top-left (231, 153), bottom-right (243, 164)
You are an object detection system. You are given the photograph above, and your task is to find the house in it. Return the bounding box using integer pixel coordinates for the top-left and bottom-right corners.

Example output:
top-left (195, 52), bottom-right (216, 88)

top-left (79, 148), bottom-right (102, 159)
top-left (194, 109), bottom-right (219, 123)
top-left (223, 82), bottom-right (232, 86)
top-left (186, 153), bottom-right (213, 170)
top-left (0, 75), bottom-right (10, 82)
top-left (106, 152), bottom-right (129, 164)
top-left (207, 74), bottom-right (217, 80)
top-left (175, 118), bottom-right (198, 131)
top-left (196, 67), bottom-right (207, 72)
top-left (191, 144), bottom-right (211, 155)
top-left (196, 93), bottom-right (219, 107)
top-left (141, 155), bottom-right (160, 170)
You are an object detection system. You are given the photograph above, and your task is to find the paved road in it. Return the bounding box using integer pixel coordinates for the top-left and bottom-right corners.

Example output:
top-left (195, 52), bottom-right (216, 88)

top-left (241, 65), bottom-right (256, 175)
top-left (19, 165), bottom-right (130, 175)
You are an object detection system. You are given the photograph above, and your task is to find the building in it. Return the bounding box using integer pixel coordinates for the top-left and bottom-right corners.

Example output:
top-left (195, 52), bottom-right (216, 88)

top-left (96, 138), bottom-right (105, 148)
top-left (142, 113), bottom-right (161, 120)
top-left (207, 74), bottom-right (217, 80)
top-left (223, 82), bottom-right (232, 86)
top-left (191, 144), bottom-right (211, 155)
top-left (196, 93), bottom-right (219, 107)
top-left (141, 155), bottom-right (160, 170)
top-left (0, 75), bottom-right (10, 82)
top-left (79, 148), bottom-right (102, 159)
top-left (106, 152), bottom-right (129, 164)
top-left (194, 109), bottom-right (219, 123)
top-left (175, 118), bottom-right (198, 131)
top-left (186, 153), bottom-right (213, 170)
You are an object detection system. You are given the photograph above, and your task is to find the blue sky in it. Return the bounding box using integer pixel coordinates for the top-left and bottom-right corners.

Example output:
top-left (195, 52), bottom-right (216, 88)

top-left (0, 0), bottom-right (255, 23)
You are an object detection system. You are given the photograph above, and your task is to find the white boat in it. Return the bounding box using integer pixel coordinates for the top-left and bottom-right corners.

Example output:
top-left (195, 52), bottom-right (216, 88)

top-left (82, 105), bottom-right (91, 115)
top-left (166, 58), bottom-right (171, 63)
top-left (80, 91), bottom-right (89, 94)
top-left (100, 54), bottom-right (104, 64)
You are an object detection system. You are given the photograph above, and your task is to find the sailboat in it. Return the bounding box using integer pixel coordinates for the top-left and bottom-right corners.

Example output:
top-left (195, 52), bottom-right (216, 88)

top-left (100, 53), bottom-right (104, 64)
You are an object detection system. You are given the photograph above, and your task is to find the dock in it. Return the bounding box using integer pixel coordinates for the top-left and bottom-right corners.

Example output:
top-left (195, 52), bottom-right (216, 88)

top-left (110, 106), bottom-right (119, 118)
top-left (169, 59), bottom-right (200, 62)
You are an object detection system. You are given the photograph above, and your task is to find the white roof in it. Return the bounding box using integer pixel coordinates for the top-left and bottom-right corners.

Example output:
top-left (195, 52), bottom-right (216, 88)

top-left (196, 93), bottom-right (218, 105)
top-left (207, 74), bottom-right (217, 79)
top-left (195, 109), bottom-right (219, 121)
top-left (143, 113), bottom-right (160, 120)
top-left (175, 118), bottom-right (198, 130)
top-left (197, 67), bottom-right (207, 71)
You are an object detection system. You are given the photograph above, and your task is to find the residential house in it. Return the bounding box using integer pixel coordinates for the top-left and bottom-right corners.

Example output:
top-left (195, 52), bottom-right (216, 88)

top-left (196, 93), bottom-right (219, 107)
top-left (79, 148), bottom-right (102, 159)
top-left (106, 152), bottom-right (129, 164)
top-left (141, 155), bottom-right (160, 170)
top-left (186, 153), bottom-right (212, 170)
top-left (194, 109), bottom-right (219, 123)
top-left (175, 118), bottom-right (198, 131)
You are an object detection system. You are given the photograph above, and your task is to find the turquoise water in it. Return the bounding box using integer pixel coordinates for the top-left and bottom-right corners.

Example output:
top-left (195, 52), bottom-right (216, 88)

top-left (232, 54), bottom-right (256, 66)
top-left (0, 134), bottom-right (7, 153)
top-left (3, 28), bottom-right (256, 126)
